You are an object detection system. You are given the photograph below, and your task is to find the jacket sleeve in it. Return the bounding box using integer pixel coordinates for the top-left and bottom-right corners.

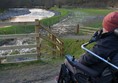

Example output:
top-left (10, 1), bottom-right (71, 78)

top-left (78, 51), bottom-right (101, 66)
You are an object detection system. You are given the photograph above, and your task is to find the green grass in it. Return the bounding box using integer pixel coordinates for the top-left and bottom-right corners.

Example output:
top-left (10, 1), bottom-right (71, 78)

top-left (0, 25), bottom-right (35, 34)
top-left (88, 21), bottom-right (102, 28)
top-left (64, 39), bottom-right (87, 58)
top-left (64, 39), bottom-right (95, 58)
top-left (78, 8), bottom-right (115, 28)
top-left (77, 8), bottom-right (113, 15)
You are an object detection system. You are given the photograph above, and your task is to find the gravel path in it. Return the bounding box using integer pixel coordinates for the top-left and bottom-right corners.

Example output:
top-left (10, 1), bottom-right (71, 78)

top-left (0, 63), bottom-right (61, 83)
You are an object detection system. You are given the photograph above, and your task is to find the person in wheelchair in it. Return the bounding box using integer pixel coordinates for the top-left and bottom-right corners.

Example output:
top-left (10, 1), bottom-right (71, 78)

top-left (58, 12), bottom-right (118, 83)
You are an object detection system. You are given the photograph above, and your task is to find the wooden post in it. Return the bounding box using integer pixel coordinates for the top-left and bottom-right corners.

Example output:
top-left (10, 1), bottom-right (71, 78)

top-left (60, 42), bottom-right (64, 56)
top-left (52, 35), bottom-right (56, 56)
top-left (76, 24), bottom-right (79, 34)
top-left (0, 59), bottom-right (1, 64)
top-left (35, 19), bottom-right (41, 60)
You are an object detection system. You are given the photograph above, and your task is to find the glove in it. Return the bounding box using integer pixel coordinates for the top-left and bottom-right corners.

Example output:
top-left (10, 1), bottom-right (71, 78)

top-left (89, 29), bottom-right (103, 43)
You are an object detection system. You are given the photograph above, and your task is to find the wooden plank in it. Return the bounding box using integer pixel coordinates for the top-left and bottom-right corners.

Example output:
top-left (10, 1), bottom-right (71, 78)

top-left (80, 26), bottom-right (99, 30)
top-left (3, 59), bottom-right (37, 64)
top-left (41, 45), bottom-right (57, 51)
top-left (56, 38), bottom-right (63, 44)
top-left (80, 29), bottom-right (95, 33)
top-left (0, 33), bottom-right (38, 39)
top-left (6, 53), bottom-right (37, 58)
top-left (2, 53), bottom-right (38, 63)
top-left (0, 22), bottom-right (35, 26)
top-left (0, 44), bottom-right (37, 50)
top-left (35, 19), bottom-right (41, 60)
top-left (51, 25), bottom-right (76, 27)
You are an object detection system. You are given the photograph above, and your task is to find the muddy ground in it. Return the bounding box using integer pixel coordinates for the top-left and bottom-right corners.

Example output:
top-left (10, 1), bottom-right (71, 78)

top-left (0, 63), bottom-right (61, 83)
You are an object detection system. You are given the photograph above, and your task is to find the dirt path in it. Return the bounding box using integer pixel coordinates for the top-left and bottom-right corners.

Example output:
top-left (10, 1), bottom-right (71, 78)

top-left (0, 63), bottom-right (61, 83)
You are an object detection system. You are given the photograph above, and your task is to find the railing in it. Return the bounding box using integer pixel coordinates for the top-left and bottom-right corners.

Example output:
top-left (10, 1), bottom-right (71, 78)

top-left (0, 19), bottom-right (64, 63)
top-left (79, 26), bottom-right (99, 34)
top-left (52, 24), bottom-right (99, 35)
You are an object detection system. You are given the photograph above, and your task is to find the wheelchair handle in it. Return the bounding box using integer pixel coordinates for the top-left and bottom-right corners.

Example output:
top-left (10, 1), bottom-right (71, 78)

top-left (81, 42), bottom-right (118, 70)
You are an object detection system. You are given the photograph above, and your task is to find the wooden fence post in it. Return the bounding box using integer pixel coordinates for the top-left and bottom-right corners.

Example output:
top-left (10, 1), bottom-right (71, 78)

top-left (35, 19), bottom-right (41, 60)
top-left (59, 42), bottom-right (64, 56)
top-left (76, 24), bottom-right (79, 34)
top-left (52, 35), bottom-right (56, 56)
top-left (0, 59), bottom-right (1, 64)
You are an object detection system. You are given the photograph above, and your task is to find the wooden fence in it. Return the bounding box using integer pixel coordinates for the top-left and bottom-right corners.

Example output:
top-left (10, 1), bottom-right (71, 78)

top-left (0, 19), bottom-right (64, 63)
top-left (52, 24), bottom-right (99, 35)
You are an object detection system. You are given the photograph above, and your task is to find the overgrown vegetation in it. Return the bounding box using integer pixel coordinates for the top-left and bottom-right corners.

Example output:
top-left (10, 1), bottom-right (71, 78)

top-left (64, 39), bottom-right (95, 58)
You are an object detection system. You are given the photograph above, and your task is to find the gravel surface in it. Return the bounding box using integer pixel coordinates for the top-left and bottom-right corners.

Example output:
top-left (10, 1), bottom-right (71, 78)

top-left (0, 63), bottom-right (61, 83)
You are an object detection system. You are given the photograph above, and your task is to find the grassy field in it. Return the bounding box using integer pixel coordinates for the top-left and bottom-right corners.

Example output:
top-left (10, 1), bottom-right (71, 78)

top-left (77, 8), bottom-right (117, 28)
top-left (78, 8), bottom-right (113, 15)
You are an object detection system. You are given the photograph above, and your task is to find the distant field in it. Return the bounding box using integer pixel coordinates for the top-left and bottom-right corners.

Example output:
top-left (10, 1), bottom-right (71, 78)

top-left (71, 8), bottom-right (114, 28)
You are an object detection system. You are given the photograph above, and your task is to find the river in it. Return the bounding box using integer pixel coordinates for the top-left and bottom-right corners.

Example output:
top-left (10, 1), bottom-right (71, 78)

top-left (0, 8), bottom-right (55, 22)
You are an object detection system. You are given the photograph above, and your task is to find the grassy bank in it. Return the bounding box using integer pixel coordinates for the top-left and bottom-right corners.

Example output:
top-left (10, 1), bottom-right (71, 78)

top-left (64, 39), bottom-right (95, 58)
top-left (0, 25), bottom-right (34, 34)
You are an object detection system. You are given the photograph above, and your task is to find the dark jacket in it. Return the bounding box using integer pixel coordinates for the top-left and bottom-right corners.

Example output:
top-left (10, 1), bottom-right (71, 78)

top-left (79, 32), bottom-right (118, 74)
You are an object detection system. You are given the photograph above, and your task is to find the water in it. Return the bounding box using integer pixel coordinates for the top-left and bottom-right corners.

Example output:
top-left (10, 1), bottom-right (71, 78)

top-left (10, 8), bottom-right (55, 22)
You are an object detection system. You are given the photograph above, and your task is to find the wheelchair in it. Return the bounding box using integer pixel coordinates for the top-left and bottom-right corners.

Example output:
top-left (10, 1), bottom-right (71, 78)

top-left (57, 29), bottom-right (118, 83)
